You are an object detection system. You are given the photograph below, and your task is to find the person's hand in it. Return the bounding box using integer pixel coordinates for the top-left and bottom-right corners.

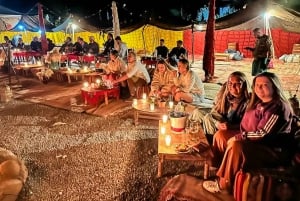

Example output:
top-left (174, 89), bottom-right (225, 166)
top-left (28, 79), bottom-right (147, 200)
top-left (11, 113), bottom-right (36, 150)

top-left (227, 136), bottom-right (238, 146)
top-left (217, 122), bottom-right (228, 130)
top-left (265, 58), bottom-right (271, 65)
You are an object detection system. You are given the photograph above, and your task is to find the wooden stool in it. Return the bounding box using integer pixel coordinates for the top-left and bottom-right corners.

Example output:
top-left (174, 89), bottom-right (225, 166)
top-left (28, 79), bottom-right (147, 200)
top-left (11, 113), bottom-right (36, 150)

top-left (136, 85), bottom-right (150, 99)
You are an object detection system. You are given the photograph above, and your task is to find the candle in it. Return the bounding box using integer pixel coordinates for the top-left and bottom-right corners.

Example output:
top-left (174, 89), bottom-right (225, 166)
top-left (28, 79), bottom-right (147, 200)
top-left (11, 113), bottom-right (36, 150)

top-left (96, 79), bottom-right (101, 84)
top-left (169, 101), bottom-right (174, 109)
top-left (37, 61), bottom-right (42, 65)
top-left (150, 103), bottom-right (155, 111)
top-left (132, 98), bottom-right (138, 106)
top-left (162, 114), bottom-right (168, 123)
top-left (160, 126), bottom-right (166, 135)
top-left (142, 93), bottom-right (147, 100)
top-left (83, 82), bottom-right (89, 88)
top-left (165, 135), bottom-right (171, 146)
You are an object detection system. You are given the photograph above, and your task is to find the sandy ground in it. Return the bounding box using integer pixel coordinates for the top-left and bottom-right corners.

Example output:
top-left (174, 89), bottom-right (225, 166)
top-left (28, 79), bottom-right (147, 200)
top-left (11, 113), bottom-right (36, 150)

top-left (0, 99), bottom-right (206, 201)
top-left (0, 58), bottom-right (299, 201)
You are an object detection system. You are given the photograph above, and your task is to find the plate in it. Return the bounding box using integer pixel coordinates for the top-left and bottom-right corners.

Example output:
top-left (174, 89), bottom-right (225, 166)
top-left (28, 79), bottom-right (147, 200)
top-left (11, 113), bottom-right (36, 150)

top-left (175, 144), bottom-right (192, 153)
top-left (176, 148), bottom-right (192, 154)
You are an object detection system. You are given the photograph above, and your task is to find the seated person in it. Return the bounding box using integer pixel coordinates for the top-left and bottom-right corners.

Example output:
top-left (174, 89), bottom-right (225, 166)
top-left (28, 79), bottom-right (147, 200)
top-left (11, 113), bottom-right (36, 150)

top-left (30, 36), bottom-right (42, 52)
top-left (3, 36), bottom-right (13, 48)
top-left (171, 58), bottom-right (212, 105)
top-left (100, 33), bottom-right (114, 56)
top-left (87, 36), bottom-right (99, 55)
top-left (113, 51), bottom-right (151, 99)
top-left (203, 72), bottom-right (295, 194)
top-left (201, 71), bottom-right (251, 135)
top-left (16, 38), bottom-right (25, 49)
top-left (168, 40), bottom-right (187, 66)
top-left (47, 38), bottom-right (55, 52)
top-left (72, 37), bottom-right (84, 55)
top-left (203, 71), bottom-right (251, 165)
top-left (114, 36), bottom-right (128, 61)
top-left (153, 39), bottom-right (169, 59)
top-left (59, 36), bottom-right (73, 53)
top-left (47, 48), bottom-right (61, 69)
top-left (100, 50), bottom-right (127, 80)
top-left (149, 60), bottom-right (176, 99)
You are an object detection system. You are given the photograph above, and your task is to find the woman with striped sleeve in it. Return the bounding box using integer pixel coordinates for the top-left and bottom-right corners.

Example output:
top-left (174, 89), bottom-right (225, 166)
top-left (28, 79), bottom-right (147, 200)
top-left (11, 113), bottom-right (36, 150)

top-left (203, 72), bottom-right (295, 194)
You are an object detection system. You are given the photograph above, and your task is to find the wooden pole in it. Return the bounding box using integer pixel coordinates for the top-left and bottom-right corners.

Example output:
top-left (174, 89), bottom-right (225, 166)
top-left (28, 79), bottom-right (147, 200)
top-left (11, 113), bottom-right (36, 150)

top-left (38, 3), bottom-right (48, 55)
top-left (202, 0), bottom-right (215, 81)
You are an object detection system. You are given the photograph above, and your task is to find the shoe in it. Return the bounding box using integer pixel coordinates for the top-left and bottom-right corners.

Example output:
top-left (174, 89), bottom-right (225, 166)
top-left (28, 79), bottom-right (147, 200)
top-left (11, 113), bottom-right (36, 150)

top-left (203, 180), bottom-right (220, 193)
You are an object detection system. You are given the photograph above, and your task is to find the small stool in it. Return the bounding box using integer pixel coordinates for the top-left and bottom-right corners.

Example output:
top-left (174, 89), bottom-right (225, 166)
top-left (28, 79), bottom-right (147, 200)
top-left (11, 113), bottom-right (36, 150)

top-left (136, 85), bottom-right (150, 99)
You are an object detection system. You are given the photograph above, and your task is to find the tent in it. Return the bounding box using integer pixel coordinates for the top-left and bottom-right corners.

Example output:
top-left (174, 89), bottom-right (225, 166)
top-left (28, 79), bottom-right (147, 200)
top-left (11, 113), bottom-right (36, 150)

top-left (183, 1), bottom-right (300, 59)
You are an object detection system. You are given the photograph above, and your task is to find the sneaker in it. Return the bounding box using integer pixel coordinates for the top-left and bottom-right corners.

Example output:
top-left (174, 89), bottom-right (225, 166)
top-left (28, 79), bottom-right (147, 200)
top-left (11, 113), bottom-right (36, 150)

top-left (203, 180), bottom-right (220, 193)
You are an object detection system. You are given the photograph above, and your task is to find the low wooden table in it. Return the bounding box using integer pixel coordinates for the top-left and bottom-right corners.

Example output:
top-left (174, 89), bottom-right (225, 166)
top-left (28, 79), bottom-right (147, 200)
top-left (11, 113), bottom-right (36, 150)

top-left (81, 87), bottom-right (120, 106)
top-left (84, 72), bottom-right (104, 83)
top-left (157, 120), bottom-right (212, 178)
top-left (132, 99), bottom-right (169, 126)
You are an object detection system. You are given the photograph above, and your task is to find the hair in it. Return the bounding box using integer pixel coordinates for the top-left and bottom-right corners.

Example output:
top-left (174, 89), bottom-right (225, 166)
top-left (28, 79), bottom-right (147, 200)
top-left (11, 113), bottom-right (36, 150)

top-left (154, 60), bottom-right (173, 73)
top-left (253, 28), bottom-right (261, 33)
top-left (115, 36), bottom-right (121, 41)
top-left (110, 49), bottom-right (119, 57)
top-left (214, 71), bottom-right (251, 114)
top-left (127, 51), bottom-right (136, 61)
top-left (160, 39), bottom-right (164, 42)
top-left (247, 72), bottom-right (291, 111)
top-left (177, 40), bottom-right (183, 43)
top-left (108, 33), bottom-right (113, 37)
top-left (178, 58), bottom-right (189, 70)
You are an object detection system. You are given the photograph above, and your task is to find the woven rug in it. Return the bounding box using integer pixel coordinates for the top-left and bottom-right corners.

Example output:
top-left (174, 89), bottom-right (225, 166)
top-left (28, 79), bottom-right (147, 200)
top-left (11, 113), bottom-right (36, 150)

top-left (158, 174), bottom-right (234, 201)
top-left (12, 77), bottom-right (133, 118)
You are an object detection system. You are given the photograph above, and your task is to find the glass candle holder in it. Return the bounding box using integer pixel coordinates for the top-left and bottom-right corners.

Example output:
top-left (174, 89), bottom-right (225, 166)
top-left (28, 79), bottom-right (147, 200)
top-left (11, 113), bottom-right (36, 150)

top-left (160, 126), bottom-right (166, 135)
top-left (165, 135), bottom-right (171, 146)
top-left (142, 93), bottom-right (147, 100)
top-left (162, 114), bottom-right (168, 123)
top-left (132, 98), bottom-right (138, 106)
top-left (169, 101), bottom-right (174, 109)
top-left (150, 103), bottom-right (155, 111)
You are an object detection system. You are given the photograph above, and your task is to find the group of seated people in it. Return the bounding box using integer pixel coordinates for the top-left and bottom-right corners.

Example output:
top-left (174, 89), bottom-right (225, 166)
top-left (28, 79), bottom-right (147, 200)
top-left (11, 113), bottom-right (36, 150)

top-left (186, 70), bottom-right (300, 195)
top-left (58, 34), bottom-right (128, 61)
top-left (97, 49), bottom-right (213, 106)
top-left (153, 39), bottom-right (188, 67)
top-left (2, 35), bottom-right (55, 53)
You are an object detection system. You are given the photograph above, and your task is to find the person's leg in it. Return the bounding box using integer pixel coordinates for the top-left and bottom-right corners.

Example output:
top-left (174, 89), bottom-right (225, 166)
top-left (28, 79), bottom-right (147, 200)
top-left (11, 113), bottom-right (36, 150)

top-left (174, 91), bottom-right (193, 103)
top-left (126, 78), bottom-right (136, 97)
top-left (251, 59), bottom-right (259, 76)
top-left (127, 78), bottom-right (147, 97)
top-left (216, 140), bottom-right (280, 190)
top-left (211, 130), bottom-right (240, 167)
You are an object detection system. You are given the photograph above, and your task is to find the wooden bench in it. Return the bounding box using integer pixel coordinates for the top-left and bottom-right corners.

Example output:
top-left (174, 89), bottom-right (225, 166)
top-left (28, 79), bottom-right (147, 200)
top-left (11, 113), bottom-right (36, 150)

top-left (292, 44), bottom-right (300, 55)
top-left (215, 53), bottom-right (230, 61)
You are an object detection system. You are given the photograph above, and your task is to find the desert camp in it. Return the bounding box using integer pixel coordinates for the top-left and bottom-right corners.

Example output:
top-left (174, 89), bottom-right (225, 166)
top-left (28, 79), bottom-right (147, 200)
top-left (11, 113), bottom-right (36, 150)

top-left (0, 0), bottom-right (300, 201)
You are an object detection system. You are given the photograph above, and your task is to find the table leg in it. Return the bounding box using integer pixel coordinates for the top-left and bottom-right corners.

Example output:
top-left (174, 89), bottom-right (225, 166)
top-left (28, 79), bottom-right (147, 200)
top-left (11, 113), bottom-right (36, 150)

top-left (203, 162), bottom-right (209, 180)
top-left (134, 110), bottom-right (139, 126)
top-left (104, 91), bottom-right (108, 105)
top-left (67, 75), bottom-right (71, 83)
top-left (157, 154), bottom-right (164, 177)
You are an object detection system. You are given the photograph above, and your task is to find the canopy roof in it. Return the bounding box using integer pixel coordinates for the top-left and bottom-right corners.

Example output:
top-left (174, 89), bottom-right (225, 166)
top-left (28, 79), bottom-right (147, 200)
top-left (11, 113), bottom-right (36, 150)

top-left (0, 1), bottom-right (299, 33)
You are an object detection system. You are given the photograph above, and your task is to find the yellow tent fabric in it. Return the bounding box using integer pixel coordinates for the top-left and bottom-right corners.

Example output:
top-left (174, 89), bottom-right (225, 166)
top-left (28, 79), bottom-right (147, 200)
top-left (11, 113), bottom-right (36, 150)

top-left (0, 25), bottom-right (183, 54)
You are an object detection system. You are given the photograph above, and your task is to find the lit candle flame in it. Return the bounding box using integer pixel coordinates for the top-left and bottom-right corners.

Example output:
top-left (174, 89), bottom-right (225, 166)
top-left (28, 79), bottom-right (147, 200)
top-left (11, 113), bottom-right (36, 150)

top-left (83, 82), bottom-right (89, 88)
top-left (165, 135), bottom-right (171, 146)
top-left (162, 114), bottom-right (168, 123)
